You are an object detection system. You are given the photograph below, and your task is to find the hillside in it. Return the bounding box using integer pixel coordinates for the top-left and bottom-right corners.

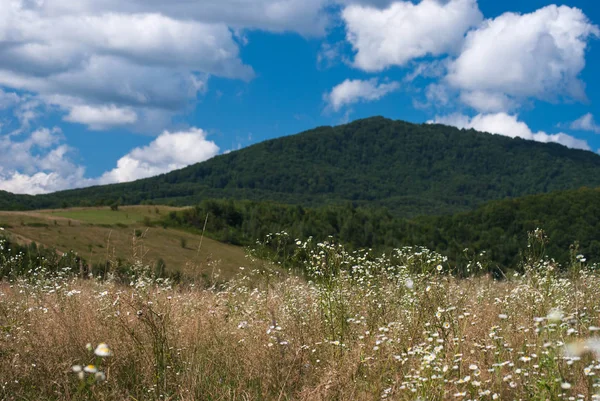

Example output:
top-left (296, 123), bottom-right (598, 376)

top-left (0, 206), bottom-right (248, 280)
top-left (162, 187), bottom-right (600, 271)
top-left (3, 117), bottom-right (600, 216)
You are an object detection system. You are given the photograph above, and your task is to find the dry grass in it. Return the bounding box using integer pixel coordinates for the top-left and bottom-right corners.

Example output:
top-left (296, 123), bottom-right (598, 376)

top-left (1, 234), bottom-right (600, 400)
top-left (0, 206), bottom-right (248, 280)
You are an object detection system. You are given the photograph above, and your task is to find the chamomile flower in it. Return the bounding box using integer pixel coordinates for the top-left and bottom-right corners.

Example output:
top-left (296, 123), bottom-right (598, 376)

top-left (83, 365), bottom-right (98, 374)
top-left (94, 343), bottom-right (112, 357)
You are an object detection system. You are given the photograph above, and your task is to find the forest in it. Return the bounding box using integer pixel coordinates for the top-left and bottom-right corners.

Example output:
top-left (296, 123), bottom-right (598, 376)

top-left (2, 117), bottom-right (600, 218)
top-left (160, 186), bottom-right (600, 272)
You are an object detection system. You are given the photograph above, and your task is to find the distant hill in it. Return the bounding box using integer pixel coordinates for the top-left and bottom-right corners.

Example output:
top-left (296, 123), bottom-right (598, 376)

top-left (3, 116), bottom-right (600, 216)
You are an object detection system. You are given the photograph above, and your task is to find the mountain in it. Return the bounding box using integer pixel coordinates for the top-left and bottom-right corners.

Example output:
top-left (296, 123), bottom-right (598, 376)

top-left (2, 116), bottom-right (600, 216)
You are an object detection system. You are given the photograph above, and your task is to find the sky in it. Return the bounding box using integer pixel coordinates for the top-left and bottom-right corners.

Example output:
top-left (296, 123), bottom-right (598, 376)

top-left (0, 0), bottom-right (599, 194)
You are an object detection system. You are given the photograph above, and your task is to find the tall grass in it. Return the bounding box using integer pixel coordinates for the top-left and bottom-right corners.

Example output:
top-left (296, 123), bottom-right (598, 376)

top-left (1, 230), bottom-right (600, 400)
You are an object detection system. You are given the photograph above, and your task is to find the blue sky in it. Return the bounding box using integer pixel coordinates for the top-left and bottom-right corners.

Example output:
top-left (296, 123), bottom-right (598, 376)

top-left (0, 0), bottom-right (599, 193)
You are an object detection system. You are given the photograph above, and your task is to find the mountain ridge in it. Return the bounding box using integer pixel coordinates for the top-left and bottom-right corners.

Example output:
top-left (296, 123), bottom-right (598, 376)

top-left (2, 116), bottom-right (600, 216)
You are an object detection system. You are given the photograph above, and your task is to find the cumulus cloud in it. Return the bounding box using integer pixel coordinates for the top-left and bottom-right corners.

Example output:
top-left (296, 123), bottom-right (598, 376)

top-left (0, 127), bottom-right (91, 194)
top-left (459, 91), bottom-right (516, 113)
top-left (446, 5), bottom-right (599, 112)
top-left (27, 0), bottom-right (333, 36)
top-left (0, 126), bottom-right (220, 194)
top-left (0, 1), bottom-right (257, 130)
top-left (64, 105), bottom-right (138, 130)
top-left (570, 113), bottom-right (600, 133)
top-left (343, 0), bottom-right (482, 71)
top-left (430, 112), bottom-right (591, 150)
top-left (0, 170), bottom-right (88, 195)
top-left (98, 128), bottom-right (220, 184)
top-left (325, 78), bottom-right (400, 111)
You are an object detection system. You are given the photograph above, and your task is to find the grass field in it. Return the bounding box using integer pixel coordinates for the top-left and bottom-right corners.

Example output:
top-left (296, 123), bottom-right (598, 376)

top-left (40, 205), bottom-right (181, 225)
top-left (1, 234), bottom-right (599, 400)
top-left (0, 206), bottom-right (248, 280)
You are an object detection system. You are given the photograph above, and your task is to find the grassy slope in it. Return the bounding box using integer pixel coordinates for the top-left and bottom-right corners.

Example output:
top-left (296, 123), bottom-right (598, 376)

top-left (0, 206), bottom-right (248, 279)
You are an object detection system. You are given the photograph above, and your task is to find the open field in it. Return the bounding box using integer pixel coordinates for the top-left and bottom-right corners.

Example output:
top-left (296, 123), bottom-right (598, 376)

top-left (1, 235), bottom-right (600, 400)
top-left (39, 205), bottom-right (183, 225)
top-left (0, 206), bottom-right (248, 280)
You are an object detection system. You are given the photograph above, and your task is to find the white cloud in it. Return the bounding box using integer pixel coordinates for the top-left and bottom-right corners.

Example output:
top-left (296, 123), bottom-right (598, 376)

top-left (0, 127), bottom-right (91, 194)
top-left (343, 0), bottom-right (482, 71)
top-left (325, 78), bottom-right (400, 111)
top-left (0, 89), bottom-right (20, 110)
top-left (0, 128), bottom-right (65, 174)
top-left (98, 128), bottom-right (220, 184)
top-left (459, 91), bottom-right (515, 113)
top-left (430, 112), bottom-right (591, 150)
top-left (0, 126), bottom-right (221, 194)
top-left (0, 1), bottom-right (255, 130)
top-left (28, 0), bottom-right (333, 36)
top-left (64, 105), bottom-right (138, 130)
top-left (447, 5), bottom-right (599, 111)
top-left (0, 170), bottom-right (88, 195)
top-left (570, 113), bottom-right (600, 133)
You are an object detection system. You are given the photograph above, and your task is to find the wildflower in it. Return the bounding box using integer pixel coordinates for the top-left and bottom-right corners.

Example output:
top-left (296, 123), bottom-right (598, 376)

top-left (84, 365), bottom-right (98, 373)
top-left (94, 343), bottom-right (112, 357)
top-left (561, 382), bottom-right (572, 390)
top-left (498, 314), bottom-right (508, 320)
top-left (85, 343), bottom-right (93, 352)
top-left (469, 364), bottom-right (478, 371)
top-left (94, 371), bottom-right (106, 382)
top-left (405, 278), bottom-right (414, 289)
top-left (72, 365), bottom-right (85, 380)
top-left (547, 309), bottom-right (564, 323)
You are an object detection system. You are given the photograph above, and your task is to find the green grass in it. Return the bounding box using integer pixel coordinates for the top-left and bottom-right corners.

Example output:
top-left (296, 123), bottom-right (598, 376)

top-left (0, 206), bottom-right (248, 280)
top-left (41, 205), bottom-right (182, 225)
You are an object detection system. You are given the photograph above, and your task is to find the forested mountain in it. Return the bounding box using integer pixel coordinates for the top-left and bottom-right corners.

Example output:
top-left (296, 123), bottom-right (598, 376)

top-left (0, 190), bottom-right (23, 210)
top-left (163, 187), bottom-right (600, 272)
top-left (2, 117), bottom-right (600, 216)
